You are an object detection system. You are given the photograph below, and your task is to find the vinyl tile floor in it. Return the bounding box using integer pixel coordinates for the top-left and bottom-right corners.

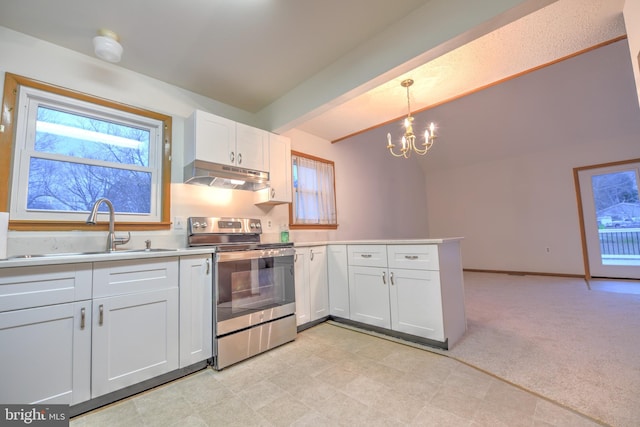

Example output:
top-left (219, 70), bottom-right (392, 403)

top-left (70, 323), bottom-right (603, 427)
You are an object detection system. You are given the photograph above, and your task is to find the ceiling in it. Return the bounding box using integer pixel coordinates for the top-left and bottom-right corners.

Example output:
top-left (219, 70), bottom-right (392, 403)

top-left (0, 0), bottom-right (627, 142)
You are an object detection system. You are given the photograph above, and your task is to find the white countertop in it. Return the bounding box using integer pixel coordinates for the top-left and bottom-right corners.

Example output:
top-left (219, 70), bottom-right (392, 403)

top-left (293, 238), bottom-right (463, 247)
top-left (0, 238), bottom-right (463, 268)
top-left (0, 247), bottom-right (215, 268)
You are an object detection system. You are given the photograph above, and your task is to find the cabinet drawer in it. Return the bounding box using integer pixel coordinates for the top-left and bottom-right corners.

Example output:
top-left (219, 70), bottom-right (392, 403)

top-left (347, 245), bottom-right (387, 267)
top-left (0, 264), bottom-right (92, 312)
top-left (93, 257), bottom-right (179, 298)
top-left (387, 245), bottom-right (439, 271)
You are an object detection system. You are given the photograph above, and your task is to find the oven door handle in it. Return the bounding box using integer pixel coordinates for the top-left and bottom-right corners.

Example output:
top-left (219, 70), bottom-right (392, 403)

top-left (216, 247), bottom-right (295, 262)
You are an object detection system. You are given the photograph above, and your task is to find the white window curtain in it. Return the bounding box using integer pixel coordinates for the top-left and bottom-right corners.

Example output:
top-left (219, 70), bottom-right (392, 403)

top-left (292, 155), bottom-right (337, 225)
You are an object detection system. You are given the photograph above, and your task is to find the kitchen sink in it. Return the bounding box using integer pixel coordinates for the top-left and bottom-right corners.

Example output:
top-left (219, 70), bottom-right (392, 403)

top-left (9, 248), bottom-right (178, 259)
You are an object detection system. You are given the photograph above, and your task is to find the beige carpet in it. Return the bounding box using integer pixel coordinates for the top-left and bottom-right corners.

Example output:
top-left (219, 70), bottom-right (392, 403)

top-left (439, 272), bottom-right (640, 427)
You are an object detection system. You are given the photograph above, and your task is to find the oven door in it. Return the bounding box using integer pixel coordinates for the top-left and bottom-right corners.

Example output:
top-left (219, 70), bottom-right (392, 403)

top-left (215, 247), bottom-right (295, 336)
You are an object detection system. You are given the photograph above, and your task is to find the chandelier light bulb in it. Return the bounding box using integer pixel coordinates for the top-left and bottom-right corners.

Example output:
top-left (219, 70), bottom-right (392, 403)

top-left (386, 79), bottom-right (439, 158)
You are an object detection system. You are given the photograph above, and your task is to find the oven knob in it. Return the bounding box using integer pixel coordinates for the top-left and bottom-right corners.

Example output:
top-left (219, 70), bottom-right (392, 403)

top-left (250, 223), bottom-right (256, 229)
top-left (202, 222), bottom-right (208, 229)
top-left (255, 222), bottom-right (261, 229)
top-left (193, 222), bottom-right (200, 229)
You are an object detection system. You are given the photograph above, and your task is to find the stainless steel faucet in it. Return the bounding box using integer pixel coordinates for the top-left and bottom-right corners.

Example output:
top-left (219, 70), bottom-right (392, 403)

top-left (86, 198), bottom-right (131, 252)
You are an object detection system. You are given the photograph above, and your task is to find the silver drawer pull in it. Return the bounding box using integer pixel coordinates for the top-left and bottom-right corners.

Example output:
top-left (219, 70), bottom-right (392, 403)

top-left (80, 307), bottom-right (86, 330)
top-left (382, 271), bottom-right (386, 285)
top-left (361, 254), bottom-right (372, 258)
top-left (404, 255), bottom-right (419, 260)
top-left (99, 304), bottom-right (104, 326)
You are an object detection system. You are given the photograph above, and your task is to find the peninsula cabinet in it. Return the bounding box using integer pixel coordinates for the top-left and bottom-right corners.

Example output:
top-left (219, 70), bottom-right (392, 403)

top-left (0, 264), bottom-right (92, 405)
top-left (91, 258), bottom-right (179, 398)
top-left (327, 245), bottom-right (349, 318)
top-left (178, 254), bottom-right (213, 368)
top-left (346, 242), bottom-right (466, 349)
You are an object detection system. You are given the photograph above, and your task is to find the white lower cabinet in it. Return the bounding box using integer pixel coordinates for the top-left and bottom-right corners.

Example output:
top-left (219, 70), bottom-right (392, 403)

top-left (389, 268), bottom-right (444, 341)
top-left (347, 242), bottom-right (466, 348)
top-left (0, 263), bottom-right (92, 405)
top-left (0, 301), bottom-right (91, 405)
top-left (294, 246), bottom-right (328, 326)
top-left (179, 254), bottom-right (213, 368)
top-left (91, 258), bottom-right (179, 398)
top-left (327, 245), bottom-right (349, 318)
top-left (348, 266), bottom-right (390, 328)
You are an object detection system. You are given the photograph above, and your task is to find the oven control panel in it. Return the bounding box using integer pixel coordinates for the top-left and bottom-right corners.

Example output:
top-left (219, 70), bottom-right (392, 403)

top-left (188, 217), bottom-right (262, 234)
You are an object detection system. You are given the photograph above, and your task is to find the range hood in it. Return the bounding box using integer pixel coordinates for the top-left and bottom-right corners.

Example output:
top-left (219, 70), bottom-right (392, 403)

top-left (184, 160), bottom-right (269, 191)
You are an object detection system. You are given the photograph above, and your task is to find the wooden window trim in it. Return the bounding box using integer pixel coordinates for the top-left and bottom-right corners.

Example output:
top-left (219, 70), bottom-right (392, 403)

top-left (0, 73), bottom-right (172, 231)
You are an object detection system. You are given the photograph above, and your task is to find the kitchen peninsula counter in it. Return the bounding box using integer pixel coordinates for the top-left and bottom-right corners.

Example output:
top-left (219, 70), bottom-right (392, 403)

top-left (294, 239), bottom-right (466, 350)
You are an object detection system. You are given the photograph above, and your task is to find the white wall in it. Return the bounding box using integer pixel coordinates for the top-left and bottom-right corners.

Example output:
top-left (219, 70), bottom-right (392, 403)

top-left (416, 39), bottom-right (640, 275)
top-left (285, 129), bottom-right (429, 243)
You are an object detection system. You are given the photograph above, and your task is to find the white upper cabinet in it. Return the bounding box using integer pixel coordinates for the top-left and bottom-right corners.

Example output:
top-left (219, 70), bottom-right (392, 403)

top-left (255, 132), bottom-right (292, 205)
top-left (185, 110), bottom-right (267, 171)
top-left (236, 122), bottom-right (268, 171)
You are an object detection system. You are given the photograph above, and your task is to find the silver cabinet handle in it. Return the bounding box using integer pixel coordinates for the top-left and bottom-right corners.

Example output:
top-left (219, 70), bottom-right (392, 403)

top-left (80, 307), bottom-right (86, 330)
top-left (382, 271), bottom-right (386, 285)
top-left (230, 151), bottom-right (235, 163)
top-left (405, 255), bottom-right (419, 260)
top-left (294, 253), bottom-right (298, 262)
top-left (390, 272), bottom-right (395, 286)
top-left (99, 304), bottom-right (104, 326)
top-left (238, 153), bottom-right (242, 164)
top-left (310, 250), bottom-right (314, 261)
top-left (271, 188), bottom-right (276, 198)
top-left (206, 258), bottom-right (210, 275)
top-left (361, 254), bottom-right (372, 258)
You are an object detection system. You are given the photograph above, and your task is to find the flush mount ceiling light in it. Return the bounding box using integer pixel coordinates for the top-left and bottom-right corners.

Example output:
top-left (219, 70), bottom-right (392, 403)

top-left (386, 79), bottom-right (438, 158)
top-left (93, 29), bottom-right (123, 63)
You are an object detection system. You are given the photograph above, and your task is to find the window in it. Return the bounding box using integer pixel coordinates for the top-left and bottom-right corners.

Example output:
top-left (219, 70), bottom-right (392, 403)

top-left (289, 151), bottom-right (337, 229)
top-left (0, 73), bottom-right (172, 231)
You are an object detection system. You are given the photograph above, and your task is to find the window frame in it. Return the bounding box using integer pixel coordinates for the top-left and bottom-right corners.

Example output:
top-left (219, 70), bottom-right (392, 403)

top-left (289, 150), bottom-right (338, 230)
top-left (0, 73), bottom-right (172, 231)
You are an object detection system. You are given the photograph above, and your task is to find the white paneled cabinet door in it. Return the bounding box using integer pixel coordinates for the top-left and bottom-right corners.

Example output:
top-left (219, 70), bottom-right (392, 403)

top-left (179, 255), bottom-right (213, 368)
top-left (91, 288), bottom-right (179, 398)
top-left (256, 133), bottom-right (292, 204)
top-left (389, 269), bottom-right (444, 341)
top-left (0, 301), bottom-right (91, 405)
top-left (294, 248), bottom-right (310, 326)
top-left (308, 246), bottom-right (328, 321)
top-left (236, 122), bottom-right (267, 171)
top-left (190, 110), bottom-right (236, 166)
top-left (348, 266), bottom-right (391, 328)
top-left (327, 245), bottom-right (349, 318)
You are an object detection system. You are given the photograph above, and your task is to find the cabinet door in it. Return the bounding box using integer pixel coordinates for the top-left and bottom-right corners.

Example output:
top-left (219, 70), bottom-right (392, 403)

top-left (192, 110), bottom-right (236, 166)
top-left (309, 246), bottom-right (328, 321)
top-left (255, 133), bottom-right (292, 204)
top-left (236, 122), bottom-right (267, 171)
top-left (328, 245), bottom-right (349, 318)
top-left (179, 255), bottom-right (213, 368)
top-left (348, 266), bottom-right (390, 328)
top-left (92, 288), bottom-right (179, 398)
top-left (389, 269), bottom-right (444, 341)
top-left (294, 248), bottom-right (310, 326)
top-left (0, 301), bottom-right (91, 405)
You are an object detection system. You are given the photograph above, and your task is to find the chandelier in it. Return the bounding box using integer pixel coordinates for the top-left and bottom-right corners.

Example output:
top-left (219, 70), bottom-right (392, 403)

top-left (386, 79), bottom-right (437, 158)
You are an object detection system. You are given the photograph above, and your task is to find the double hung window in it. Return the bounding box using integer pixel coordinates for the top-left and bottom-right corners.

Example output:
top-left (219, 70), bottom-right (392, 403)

top-left (290, 151), bottom-right (337, 228)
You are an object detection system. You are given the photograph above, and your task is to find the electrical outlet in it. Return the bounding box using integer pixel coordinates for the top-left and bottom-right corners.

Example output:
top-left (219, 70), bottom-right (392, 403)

top-left (174, 216), bottom-right (185, 230)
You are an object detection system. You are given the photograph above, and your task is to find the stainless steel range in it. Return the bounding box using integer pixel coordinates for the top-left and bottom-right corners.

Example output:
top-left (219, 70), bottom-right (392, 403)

top-left (188, 217), bottom-right (296, 370)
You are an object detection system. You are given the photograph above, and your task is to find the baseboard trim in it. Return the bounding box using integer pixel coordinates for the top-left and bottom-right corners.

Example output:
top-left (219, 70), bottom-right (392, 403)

top-left (464, 268), bottom-right (584, 279)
